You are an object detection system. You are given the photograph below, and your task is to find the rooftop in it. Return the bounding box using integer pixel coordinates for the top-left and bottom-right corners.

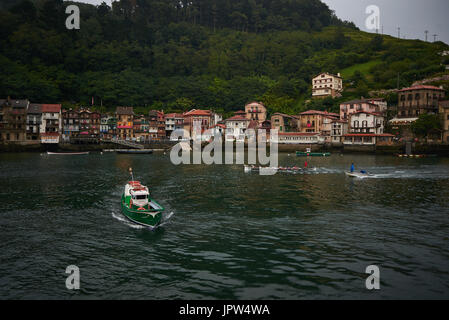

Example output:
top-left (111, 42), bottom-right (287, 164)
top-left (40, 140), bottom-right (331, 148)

top-left (27, 104), bottom-right (42, 114)
top-left (351, 111), bottom-right (383, 117)
top-left (399, 85), bottom-right (445, 92)
top-left (42, 104), bottom-right (61, 113)
top-left (225, 115), bottom-right (249, 121)
top-left (300, 110), bottom-right (339, 117)
top-left (184, 109), bottom-right (212, 117)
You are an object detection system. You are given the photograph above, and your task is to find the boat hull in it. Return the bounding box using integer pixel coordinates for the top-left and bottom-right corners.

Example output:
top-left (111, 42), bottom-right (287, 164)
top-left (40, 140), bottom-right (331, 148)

top-left (47, 152), bottom-right (89, 155)
top-left (117, 150), bottom-right (153, 154)
top-left (296, 152), bottom-right (331, 157)
top-left (345, 172), bottom-right (372, 178)
top-left (121, 194), bottom-right (163, 227)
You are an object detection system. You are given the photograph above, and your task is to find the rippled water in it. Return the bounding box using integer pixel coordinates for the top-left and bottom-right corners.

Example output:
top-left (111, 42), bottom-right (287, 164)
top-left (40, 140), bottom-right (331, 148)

top-left (0, 152), bottom-right (448, 299)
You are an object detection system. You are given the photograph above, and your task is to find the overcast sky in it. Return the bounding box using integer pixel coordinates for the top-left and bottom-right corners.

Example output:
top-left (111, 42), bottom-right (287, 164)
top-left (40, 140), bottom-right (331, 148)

top-left (73, 0), bottom-right (448, 44)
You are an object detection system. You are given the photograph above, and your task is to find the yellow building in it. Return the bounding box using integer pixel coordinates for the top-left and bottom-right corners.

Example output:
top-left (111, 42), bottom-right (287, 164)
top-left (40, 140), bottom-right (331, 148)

top-left (245, 102), bottom-right (267, 124)
top-left (116, 107), bottom-right (134, 140)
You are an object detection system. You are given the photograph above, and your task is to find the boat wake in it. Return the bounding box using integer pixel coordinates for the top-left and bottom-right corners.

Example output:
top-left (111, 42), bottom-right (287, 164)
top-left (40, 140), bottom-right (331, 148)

top-left (111, 211), bottom-right (146, 229)
top-left (111, 210), bottom-right (175, 230)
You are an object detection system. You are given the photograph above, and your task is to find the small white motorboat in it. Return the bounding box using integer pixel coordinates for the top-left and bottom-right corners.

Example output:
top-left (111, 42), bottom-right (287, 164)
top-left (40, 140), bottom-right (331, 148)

top-left (345, 171), bottom-right (373, 178)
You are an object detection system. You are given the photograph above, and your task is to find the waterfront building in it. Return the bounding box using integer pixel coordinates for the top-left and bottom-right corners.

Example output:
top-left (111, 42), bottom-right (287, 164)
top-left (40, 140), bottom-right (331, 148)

top-left (157, 111), bottom-right (166, 139)
top-left (26, 104), bottom-right (42, 141)
top-left (78, 109), bottom-right (92, 137)
top-left (165, 113), bottom-right (184, 138)
top-left (90, 111), bottom-right (101, 136)
top-left (100, 114), bottom-right (117, 140)
top-left (440, 100), bottom-right (449, 143)
top-left (210, 123), bottom-right (226, 138)
top-left (62, 109), bottom-right (80, 141)
top-left (312, 72), bottom-right (343, 98)
top-left (275, 132), bottom-right (325, 144)
top-left (41, 104), bottom-right (62, 137)
top-left (349, 112), bottom-right (385, 134)
top-left (213, 113), bottom-right (223, 127)
top-left (271, 113), bottom-right (300, 133)
top-left (396, 85), bottom-right (445, 118)
top-left (183, 109), bottom-right (213, 141)
top-left (0, 98), bottom-right (29, 142)
top-left (100, 114), bottom-right (110, 137)
top-left (321, 115), bottom-right (339, 143)
top-left (330, 119), bottom-right (348, 143)
top-left (298, 110), bottom-right (339, 134)
top-left (224, 113), bottom-right (250, 142)
top-left (245, 102), bottom-right (267, 124)
top-left (133, 116), bottom-right (150, 142)
top-left (390, 85), bottom-right (446, 132)
top-left (340, 98), bottom-right (387, 120)
top-left (116, 107), bottom-right (134, 140)
top-left (148, 110), bottom-right (159, 139)
top-left (343, 133), bottom-right (394, 146)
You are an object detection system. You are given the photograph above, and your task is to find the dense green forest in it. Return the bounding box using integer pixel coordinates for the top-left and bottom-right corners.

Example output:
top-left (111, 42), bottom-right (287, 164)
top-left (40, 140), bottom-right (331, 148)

top-left (0, 0), bottom-right (448, 116)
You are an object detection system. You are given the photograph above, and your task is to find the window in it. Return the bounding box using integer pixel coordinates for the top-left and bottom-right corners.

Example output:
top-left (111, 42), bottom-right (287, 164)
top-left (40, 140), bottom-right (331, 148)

top-left (408, 94), bottom-right (413, 101)
top-left (415, 93), bottom-right (420, 100)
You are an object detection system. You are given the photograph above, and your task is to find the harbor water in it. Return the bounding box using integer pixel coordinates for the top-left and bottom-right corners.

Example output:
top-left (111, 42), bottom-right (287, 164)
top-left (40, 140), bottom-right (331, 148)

top-left (0, 152), bottom-right (448, 299)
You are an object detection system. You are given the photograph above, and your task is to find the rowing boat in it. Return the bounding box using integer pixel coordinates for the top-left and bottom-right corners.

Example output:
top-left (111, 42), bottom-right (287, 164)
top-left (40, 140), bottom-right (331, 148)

top-left (47, 152), bottom-right (89, 155)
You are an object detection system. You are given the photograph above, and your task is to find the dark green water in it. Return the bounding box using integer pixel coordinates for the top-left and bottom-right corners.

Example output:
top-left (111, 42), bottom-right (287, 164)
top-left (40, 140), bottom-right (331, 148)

top-left (0, 152), bottom-right (448, 299)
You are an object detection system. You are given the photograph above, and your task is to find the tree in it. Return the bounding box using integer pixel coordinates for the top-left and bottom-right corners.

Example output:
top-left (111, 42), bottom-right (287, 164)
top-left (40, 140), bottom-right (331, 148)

top-left (10, 0), bottom-right (36, 20)
top-left (370, 34), bottom-right (384, 51)
top-left (411, 114), bottom-right (442, 139)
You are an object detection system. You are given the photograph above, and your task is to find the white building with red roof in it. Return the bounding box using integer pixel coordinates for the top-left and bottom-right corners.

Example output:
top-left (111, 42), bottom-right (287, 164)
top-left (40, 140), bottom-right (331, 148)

top-left (349, 111), bottom-right (385, 135)
top-left (40, 104), bottom-right (62, 141)
top-left (343, 111), bottom-right (393, 146)
top-left (224, 113), bottom-right (250, 142)
top-left (183, 109), bottom-right (214, 141)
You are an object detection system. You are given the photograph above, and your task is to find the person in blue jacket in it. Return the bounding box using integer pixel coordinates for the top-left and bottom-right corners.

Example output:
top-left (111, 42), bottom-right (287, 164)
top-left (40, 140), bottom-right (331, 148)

top-left (350, 163), bottom-right (355, 173)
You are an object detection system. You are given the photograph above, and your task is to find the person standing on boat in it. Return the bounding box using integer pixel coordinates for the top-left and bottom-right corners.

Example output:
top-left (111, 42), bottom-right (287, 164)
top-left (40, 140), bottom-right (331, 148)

top-left (304, 161), bottom-right (308, 168)
top-left (350, 163), bottom-right (355, 173)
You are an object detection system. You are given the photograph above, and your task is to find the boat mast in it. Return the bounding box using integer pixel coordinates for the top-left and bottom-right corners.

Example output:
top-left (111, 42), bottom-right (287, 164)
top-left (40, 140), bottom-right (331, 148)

top-left (129, 167), bottom-right (134, 181)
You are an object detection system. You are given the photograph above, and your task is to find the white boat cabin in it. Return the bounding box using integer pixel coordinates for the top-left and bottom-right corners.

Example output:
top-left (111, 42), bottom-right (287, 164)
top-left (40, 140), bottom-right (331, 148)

top-left (125, 181), bottom-right (150, 207)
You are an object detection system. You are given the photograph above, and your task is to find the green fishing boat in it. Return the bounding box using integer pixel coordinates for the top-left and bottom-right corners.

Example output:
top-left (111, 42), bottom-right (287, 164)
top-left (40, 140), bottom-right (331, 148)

top-left (296, 151), bottom-right (331, 157)
top-left (121, 168), bottom-right (164, 228)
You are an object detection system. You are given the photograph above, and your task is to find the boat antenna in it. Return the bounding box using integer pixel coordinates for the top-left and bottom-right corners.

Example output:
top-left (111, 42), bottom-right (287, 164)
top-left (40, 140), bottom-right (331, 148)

top-left (129, 167), bottom-right (134, 181)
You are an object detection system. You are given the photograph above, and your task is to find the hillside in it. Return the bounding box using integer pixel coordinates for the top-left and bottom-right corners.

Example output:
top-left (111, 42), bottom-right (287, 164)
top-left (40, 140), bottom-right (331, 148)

top-left (0, 0), bottom-right (448, 117)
